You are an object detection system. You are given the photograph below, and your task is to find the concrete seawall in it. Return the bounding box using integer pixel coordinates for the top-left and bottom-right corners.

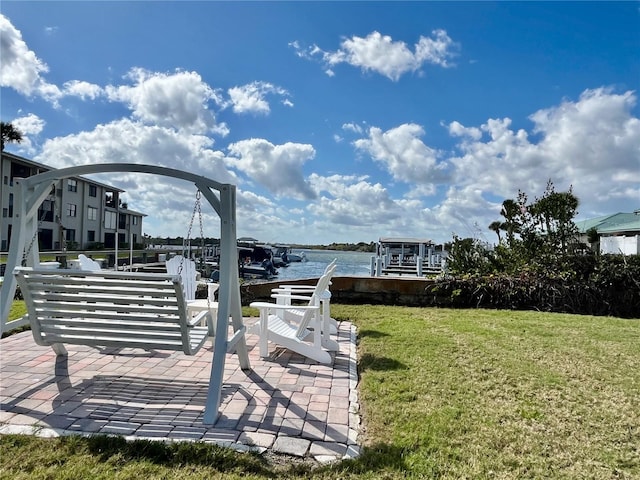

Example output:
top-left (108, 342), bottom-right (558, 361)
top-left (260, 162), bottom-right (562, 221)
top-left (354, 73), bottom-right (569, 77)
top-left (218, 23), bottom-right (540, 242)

top-left (239, 275), bottom-right (439, 307)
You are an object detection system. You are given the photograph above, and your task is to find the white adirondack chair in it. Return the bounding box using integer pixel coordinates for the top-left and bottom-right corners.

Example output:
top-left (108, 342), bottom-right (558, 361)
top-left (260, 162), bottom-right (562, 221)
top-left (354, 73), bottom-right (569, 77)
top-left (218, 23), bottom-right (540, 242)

top-left (167, 255), bottom-right (222, 328)
top-left (249, 267), bottom-right (336, 363)
top-left (165, 255), bottom-right (198, 301)
top-left (77, 254), bottom-right (102, 272)
top-left (271, 260), bottom-right (338, 348)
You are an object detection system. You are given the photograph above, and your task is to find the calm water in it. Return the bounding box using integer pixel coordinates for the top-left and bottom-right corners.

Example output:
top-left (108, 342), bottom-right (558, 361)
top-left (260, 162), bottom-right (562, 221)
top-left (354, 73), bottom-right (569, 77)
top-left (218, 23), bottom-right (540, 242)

top-left (272, 249), bottom-right (372, 281)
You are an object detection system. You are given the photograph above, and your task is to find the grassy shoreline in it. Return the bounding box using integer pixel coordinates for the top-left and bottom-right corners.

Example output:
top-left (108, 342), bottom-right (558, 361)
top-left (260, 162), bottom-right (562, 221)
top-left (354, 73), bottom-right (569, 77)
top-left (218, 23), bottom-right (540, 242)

top-left (2, 305), bottom-right (638, 479)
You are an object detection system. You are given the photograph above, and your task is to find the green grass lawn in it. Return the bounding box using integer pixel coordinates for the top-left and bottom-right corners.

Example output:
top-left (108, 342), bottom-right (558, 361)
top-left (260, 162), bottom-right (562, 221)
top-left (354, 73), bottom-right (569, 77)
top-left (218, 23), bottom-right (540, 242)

top-left (1, 304), bottom-right (638, 479)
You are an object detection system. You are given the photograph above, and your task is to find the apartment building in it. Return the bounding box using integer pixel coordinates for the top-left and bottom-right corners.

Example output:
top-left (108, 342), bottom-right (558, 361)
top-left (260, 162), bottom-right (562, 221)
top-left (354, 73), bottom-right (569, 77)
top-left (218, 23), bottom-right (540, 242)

top-left (0, 152), bottom-right (145, 252)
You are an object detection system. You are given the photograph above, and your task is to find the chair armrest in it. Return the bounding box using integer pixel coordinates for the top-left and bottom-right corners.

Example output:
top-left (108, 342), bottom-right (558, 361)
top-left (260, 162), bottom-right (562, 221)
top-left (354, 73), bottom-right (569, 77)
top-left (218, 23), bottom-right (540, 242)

top-left (275, 285), bottom-right (315, 290)
top-left (271, 288), bottom-right (314, 297)
top-left (250, 302), bottom-right (319, 311)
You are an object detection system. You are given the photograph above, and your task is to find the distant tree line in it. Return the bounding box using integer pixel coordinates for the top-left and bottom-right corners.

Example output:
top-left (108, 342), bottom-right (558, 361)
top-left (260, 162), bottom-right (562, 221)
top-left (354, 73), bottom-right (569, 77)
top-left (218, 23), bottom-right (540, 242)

top-left (291, 242), bottom-right (376, 252)
top-left (145, 237), bottom-right (376, 252)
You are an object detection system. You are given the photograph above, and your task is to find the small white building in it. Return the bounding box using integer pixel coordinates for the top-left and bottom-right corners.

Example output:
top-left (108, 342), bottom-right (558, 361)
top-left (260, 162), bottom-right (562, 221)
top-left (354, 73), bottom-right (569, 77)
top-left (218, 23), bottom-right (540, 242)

top-left (575, 211), bottom-right (640, 255)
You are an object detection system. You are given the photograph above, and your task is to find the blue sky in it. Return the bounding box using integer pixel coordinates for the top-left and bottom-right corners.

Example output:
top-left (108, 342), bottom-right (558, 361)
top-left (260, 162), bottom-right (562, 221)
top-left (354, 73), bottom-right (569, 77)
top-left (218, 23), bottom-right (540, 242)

top-left (1, 1), bottom-right (638, 245)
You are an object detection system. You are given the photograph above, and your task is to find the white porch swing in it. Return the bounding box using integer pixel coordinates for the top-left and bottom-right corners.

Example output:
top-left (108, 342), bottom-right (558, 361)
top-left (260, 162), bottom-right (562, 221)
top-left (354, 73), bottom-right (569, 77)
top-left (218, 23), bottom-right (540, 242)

top-left (0, 163), bottom-right (250, 425)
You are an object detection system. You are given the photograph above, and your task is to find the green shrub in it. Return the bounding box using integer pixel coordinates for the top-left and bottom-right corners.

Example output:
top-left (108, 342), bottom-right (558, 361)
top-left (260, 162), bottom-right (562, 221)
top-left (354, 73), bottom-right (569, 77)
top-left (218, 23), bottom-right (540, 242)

top-left (430, 254), bottom-right (640, 318)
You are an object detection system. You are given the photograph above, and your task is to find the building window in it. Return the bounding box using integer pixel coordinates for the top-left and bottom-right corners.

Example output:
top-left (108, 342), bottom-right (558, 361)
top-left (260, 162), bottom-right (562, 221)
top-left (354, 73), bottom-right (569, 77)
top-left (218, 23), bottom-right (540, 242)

top-left (66, 203), bottom-right (77, 217)
top-left (87, 230), bottom-right (96, 242)
top-left (105, 193), bottom-right (116, 208)
top-left (133, 216), bottom-right (138, 225)
top-left (65, 229), bottom-right (76, 242)
top-left (87, 206), bottom-right (97, 221)
top-left (3, 176), bottom-right (7, 185)
top-left (10, 163), bottom-right (29, 185)
top-left (8, 193), bottom-right (13, 217)
top-left (89, 185), bottom-right (97, 197)
top-left (38, 200), bottom-right (54, 222)
top-left (104, 211), bottom-right (117, 229)
top-left (68, 179), bottom-right (77, 192)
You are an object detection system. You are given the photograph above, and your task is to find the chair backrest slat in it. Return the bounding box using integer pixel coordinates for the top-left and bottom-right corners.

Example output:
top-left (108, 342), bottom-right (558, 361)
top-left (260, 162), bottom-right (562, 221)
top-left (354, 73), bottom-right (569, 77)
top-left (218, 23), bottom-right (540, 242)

top-left (294, 264), bottom-right (336, 337)
top-left (165, 255), bottom-right (198, 301)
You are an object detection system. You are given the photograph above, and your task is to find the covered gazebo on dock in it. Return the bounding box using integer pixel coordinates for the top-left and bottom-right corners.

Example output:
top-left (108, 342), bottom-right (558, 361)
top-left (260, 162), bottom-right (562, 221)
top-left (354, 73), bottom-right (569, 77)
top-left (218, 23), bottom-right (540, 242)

top-left (371, 237), bottom-right (446, 277)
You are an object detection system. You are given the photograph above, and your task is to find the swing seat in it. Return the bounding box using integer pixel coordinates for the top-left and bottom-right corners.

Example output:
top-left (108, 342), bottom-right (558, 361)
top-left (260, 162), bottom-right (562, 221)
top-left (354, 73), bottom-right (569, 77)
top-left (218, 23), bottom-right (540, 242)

top-left (1, 163), bottom-right (252, 425)
top-left (14, 267), bottom-right (214, 356)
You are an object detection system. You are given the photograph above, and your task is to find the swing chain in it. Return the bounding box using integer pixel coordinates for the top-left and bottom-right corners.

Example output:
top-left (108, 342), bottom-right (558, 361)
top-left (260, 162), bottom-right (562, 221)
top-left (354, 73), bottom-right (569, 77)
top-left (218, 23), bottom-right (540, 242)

top-left (22, 202), bottom-right (49, 266)
top-left (179, 190), bottom-right (211, 310)
top-left (22, 232), bottom-right (38, 267)
top-left (197, 191), bottom-right (205, 268)
top-left (179, 191), bottom-right (201, 275)
top-left (196, 196), bottom-right (212, 310)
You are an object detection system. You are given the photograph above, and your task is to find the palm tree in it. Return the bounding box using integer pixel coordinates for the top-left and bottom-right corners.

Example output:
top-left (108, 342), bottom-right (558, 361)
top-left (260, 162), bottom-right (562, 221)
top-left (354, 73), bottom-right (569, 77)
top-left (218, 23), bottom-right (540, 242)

top-left (500, 198), bottom-right (521, 245)
top-left (1, 121), bottom-right (23, 151)
top-left (488, 220), bottom-right (504, 243)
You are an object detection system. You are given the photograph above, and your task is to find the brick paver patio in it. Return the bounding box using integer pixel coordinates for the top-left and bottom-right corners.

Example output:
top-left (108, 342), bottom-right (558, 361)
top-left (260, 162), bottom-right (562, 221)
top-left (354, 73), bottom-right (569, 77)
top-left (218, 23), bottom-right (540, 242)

top-left (0, 319), bottom-right (360, 463)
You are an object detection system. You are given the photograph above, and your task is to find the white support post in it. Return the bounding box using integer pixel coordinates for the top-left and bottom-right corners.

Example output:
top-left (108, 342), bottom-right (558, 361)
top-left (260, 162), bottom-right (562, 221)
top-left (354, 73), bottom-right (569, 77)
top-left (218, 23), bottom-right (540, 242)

top-left (1, 178), bottom-right (50, 333)
top-left (1, 184), bottom-right (26, 332)
top-left (203, 183), bottom-right (250, 425)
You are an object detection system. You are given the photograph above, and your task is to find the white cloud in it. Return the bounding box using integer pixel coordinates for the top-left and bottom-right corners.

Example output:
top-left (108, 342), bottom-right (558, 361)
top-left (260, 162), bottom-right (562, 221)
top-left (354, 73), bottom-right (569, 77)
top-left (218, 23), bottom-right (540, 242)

top-left (63, 80), bottom-right (104, 100)
top-left (444, 88), bottom-right (640, 234)
top-left (33, 119), bottom-right (238, 237)
top-left (227, 81), bottom-right (291, 115)
top-left (354, 123), bottom-right (448, 186)
top-left (0, 14), bottom-right (62, 103)
top-left (104, 68), bottom-right (222, 134)
top-left (235, 188), bottom-right (305, 240)
top-left (306, 173), bottom-right (445, 242)
top-left (12, 113), bottom-right (45, 136)
top-left (226, 138), bottom-right (317, 200)
top-left (414, 29), bottom-right (457, 67)
top-left (293, 30), bottom-right (458, 81)
top-left (531, 88), bottom-right (639, 171)
top-left (342, 122), bottom-right (363, 134)
top-left (447, 120), bottom-right (482, 140)
top-left (10, 113), bottom-right (45, 154)
top-left (432, 186), bottom-right (500, 241)
top-left (308, 174), bottom-right (399, 226)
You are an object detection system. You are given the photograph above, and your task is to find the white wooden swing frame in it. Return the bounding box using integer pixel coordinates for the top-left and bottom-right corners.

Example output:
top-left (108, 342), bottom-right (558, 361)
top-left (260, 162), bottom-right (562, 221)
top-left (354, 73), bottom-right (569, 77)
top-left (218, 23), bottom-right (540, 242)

top-left (0, 163), bottom-right (250, 424)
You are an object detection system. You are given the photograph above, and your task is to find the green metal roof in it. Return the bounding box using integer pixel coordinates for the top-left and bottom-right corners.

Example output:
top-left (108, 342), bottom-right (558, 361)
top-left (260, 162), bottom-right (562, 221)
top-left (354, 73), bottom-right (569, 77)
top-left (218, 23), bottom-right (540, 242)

top-left (575, 212), bottom-right (640, 234)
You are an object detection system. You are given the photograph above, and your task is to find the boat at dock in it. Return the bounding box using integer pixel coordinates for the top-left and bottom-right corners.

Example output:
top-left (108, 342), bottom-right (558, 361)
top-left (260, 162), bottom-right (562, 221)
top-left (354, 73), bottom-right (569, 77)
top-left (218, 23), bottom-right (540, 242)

top-left (272, 245), bottom-right (306, 263)
top-left (237, 245), bottom-right (278, 279)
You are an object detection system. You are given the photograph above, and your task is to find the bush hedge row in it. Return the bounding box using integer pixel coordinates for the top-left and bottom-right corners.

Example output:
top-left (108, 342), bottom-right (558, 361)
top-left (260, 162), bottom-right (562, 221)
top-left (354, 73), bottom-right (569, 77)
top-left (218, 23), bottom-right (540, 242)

top-left (427, 254), bottom-right (640, 318)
